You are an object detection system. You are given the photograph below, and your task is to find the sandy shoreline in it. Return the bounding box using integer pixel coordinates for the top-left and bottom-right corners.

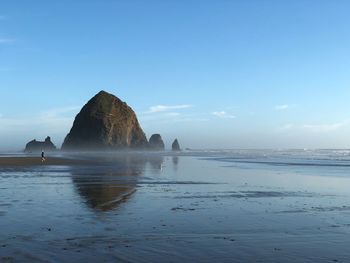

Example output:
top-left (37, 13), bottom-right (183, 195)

top-left (0, 157), bottom-right (87, 167)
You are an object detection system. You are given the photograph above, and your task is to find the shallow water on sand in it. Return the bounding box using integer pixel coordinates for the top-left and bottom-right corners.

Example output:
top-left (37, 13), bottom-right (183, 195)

top-left (1, 150), bottom-right (350, 262)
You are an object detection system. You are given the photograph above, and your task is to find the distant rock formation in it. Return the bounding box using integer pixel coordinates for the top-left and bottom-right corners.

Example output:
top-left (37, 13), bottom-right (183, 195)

top-left (61, 90), bottom-right (148, 150)
top-left (149, 134), bottom-right (165, 150)
top-left (172, 139), bottom-right (181, 151)
top-left (25, 136), bottom-right (57, 152)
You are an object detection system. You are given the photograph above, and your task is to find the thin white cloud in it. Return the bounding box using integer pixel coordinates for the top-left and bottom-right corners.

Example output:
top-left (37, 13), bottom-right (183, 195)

top-left (275, 104), bottom-right (289, 110)
top-left (275, 104), bottom-right (297, 111)
top-left (139, 111), bottom-right (181, 121)
top-left (0, 106), bottom-right (80, 128)
top-left (212, 111), bottom-right (235, 119)
top-left (278, 120), bottom-right (349, 133)
top-left (140, 111), bottom-right (208, 124)
top-left (170, 117), bottom-right (209, 123)
top-left (302, 121), bottom-right (348, 133)
top-left (139, 104), bottom-right (193, 123)
top-left (41, 106), bottom-right (80, 118)
top-left (0, 106), bottom-right (81, 142)
top-left (0, 38), bottom-right (15, 44)
top-left (147, 104), bottom-right (192, 113)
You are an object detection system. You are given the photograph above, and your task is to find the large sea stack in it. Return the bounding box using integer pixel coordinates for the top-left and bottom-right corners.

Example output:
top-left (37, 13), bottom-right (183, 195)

top-left (61, 90), bottom-right (148, 150)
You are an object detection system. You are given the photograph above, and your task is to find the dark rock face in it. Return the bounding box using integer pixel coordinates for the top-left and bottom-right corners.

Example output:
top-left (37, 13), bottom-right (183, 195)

top-left (25, 136), bottom-right (57, 152)
top-left (149, 134), bottom-right (165, 150)
top-left (62, 90), bottom-right (148, 150)
top-left (172, 139), bottom-right (181, 151)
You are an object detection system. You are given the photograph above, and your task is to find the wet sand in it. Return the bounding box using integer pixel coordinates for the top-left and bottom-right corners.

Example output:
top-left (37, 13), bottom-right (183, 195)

top-left (0, 157), bottom-right (88, 167)
top-left (1, 151), bottom-right (350, 262)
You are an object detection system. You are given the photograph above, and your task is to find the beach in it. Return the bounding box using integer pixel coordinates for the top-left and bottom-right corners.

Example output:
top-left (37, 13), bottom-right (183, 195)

top-left (1, 150), bottom-right (350, 262)
top-left (0, 157), bottom-right (89, 167)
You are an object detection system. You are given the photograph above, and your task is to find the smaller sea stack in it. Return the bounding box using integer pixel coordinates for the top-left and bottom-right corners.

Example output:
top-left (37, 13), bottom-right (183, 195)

top-left (172, 139), bottom-right (181, 151)
top-left (149, 134), bottom-right (165, 150)
top-left (24, 136), bottom-right (57, 152)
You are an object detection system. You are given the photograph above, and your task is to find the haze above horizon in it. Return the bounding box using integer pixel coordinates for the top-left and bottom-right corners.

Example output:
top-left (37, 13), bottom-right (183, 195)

top-left (1, 0), bottom-right (350, 150)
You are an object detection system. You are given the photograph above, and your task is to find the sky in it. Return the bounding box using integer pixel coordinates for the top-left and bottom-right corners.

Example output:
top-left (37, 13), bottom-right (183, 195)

top-left (1, 0), bottom-right (350, 150)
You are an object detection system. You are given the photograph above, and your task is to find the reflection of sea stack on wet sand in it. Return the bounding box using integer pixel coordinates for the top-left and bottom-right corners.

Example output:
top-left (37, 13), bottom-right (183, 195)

top-left (73, 179), bottom-right (137, 212)
top-left (72, 154), bottom-right (164, 211)
top-left (71, 156), bottom-right (142, 211)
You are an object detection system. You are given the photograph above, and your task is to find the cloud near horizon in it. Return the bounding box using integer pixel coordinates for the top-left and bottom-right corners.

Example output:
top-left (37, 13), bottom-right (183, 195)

top-left (302, 121), bottom-right (349, 133)
top-left (278, 119), bottom-right (350, 133)
top-left (211, 111), bottom-right (235, 119)
top-left (275, 104), bottom-right (290, 111)
top-left (41, 106), bottom-right (81, 118)
top-left (146, 104), bottom-right (192, 113)
top-left (0, 106), bottom-right (80, 149)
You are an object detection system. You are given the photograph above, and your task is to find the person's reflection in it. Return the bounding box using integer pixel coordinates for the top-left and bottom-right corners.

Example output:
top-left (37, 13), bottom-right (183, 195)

top-left (172, 156), bottom-right (179, 171)
top-left (71, 154), bottom-right (147, 212)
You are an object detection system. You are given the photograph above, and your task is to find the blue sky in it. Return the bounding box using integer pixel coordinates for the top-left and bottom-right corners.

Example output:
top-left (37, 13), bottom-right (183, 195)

top-left (1, 0), bottom-right (350, 150)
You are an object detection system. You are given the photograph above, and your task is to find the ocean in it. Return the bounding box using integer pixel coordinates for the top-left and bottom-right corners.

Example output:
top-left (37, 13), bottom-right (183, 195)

top-left (1, 149), bottom-right (350, 262)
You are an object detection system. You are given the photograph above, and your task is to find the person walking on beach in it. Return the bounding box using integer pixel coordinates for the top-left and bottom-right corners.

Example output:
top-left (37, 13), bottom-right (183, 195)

top-left (41, 149), bottom-right (46, 163)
